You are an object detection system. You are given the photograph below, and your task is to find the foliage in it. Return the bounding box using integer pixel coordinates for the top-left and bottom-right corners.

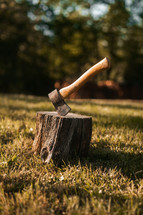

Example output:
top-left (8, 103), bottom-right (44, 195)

top-left (0, 0), bottom-right (143, 95)
top-left (0, 0), bottom-right (54, 95)
top-left (0, 94), bottom-right (143, 214)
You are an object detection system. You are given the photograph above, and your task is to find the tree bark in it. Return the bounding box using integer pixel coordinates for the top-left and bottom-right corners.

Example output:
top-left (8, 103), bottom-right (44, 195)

top-left (33, 112), bottom-right (92, 164)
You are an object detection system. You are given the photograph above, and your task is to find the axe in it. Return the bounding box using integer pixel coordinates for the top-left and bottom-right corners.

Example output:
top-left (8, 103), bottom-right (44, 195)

top-left (48, 57), bottom-right (110, 116)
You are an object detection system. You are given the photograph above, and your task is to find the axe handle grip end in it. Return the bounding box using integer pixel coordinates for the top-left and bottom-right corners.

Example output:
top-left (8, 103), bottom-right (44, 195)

top-left (60, 57), bottom-right (110, 99)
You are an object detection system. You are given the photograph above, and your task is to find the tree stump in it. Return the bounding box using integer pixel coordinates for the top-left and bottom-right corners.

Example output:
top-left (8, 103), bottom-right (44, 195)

top-left (32, 112), bottom-right (92, 164)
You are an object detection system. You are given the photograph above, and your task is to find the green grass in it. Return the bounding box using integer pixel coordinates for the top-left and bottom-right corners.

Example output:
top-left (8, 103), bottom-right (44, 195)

top-left (0, 94), bottom-right (143, 215)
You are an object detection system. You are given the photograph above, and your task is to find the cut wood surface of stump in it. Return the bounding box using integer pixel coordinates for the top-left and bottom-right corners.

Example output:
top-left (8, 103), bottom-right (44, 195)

top-left (33, 112), bottom-right (92, 164)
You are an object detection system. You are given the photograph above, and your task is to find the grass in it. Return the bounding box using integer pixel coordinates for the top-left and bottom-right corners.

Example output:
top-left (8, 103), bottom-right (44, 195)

top-left (0, 94), bottom-right (143, 215)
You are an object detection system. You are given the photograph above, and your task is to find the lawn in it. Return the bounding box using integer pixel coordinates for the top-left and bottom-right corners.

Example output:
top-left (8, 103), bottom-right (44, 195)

top-left (0, 94), bottom-right (143, 215)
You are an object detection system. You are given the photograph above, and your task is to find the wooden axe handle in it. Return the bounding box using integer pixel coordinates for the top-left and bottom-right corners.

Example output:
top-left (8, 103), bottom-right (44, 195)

top-left (59, 57), bottom-right (110, 99)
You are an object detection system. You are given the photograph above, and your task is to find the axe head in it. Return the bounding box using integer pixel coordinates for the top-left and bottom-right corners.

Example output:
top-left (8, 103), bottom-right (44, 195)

top-left (48, 89), bottom-right (71, 116)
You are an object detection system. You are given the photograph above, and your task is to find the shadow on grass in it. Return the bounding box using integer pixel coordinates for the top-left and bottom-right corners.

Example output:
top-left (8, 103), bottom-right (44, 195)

top-left (94, 114), bottom-right (143, 132)
top-left (70, 108), bottom-right (143, 132)
top-left (84, 143), bottom-right (143, 180)
top-left (68, 100), bottom-right (143, 132)
top-left (0, 128), bottom-right (34, 145)
top-left (0, 131), bottom-right (15, 145)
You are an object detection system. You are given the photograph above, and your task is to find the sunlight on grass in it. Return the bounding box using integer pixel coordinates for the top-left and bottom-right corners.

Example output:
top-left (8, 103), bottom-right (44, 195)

top-left (0, 94), bottom-right (143, 214)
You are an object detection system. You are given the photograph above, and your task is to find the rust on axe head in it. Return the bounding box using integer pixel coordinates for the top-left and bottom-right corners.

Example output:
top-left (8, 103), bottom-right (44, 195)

top-left (48, 89), bottom-right (71, 116)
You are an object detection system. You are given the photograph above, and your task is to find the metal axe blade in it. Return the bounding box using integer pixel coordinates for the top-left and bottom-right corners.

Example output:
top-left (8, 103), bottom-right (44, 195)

top-left (48, 57), bottom-right (110, 116)
top-left (48, 89), bottom-right (71, 116)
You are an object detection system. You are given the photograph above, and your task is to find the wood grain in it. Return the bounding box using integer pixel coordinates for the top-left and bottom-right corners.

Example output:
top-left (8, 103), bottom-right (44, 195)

top-left (33, 112), bottom-right (92, 164)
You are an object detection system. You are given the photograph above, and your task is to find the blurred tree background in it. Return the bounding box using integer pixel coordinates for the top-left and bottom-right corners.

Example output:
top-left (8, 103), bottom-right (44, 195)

top-left (0, 0), bottom-right (143, 97)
